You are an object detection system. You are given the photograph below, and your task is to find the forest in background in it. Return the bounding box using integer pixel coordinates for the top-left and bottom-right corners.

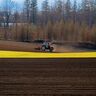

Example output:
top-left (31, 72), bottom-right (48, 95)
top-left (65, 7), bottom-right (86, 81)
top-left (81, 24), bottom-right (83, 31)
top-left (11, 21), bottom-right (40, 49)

top-left (0, 0), bottom-right (96, 44)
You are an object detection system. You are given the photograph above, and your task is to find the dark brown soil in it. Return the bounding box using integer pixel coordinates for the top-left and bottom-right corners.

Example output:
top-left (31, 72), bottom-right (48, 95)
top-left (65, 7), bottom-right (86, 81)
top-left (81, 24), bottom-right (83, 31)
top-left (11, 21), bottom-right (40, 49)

top-left (0, 59), bottom-right (96, 95)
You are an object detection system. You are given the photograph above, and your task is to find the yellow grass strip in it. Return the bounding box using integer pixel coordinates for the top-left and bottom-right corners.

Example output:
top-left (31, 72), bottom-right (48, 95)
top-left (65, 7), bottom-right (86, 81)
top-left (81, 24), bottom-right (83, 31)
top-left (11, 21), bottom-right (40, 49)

top-left (0, 51), bottom-right (96, 58)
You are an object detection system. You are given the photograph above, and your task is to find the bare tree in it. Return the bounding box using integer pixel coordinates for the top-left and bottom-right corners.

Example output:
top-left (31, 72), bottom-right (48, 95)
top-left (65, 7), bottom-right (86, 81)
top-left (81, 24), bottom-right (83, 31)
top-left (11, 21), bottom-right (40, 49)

top-left (30, 0), bottom-right (37, 24)
top-left (42, 0), bottom-right (50, 24)
top-left (55, 0), bottom-right (63, 21)
top-left (1, 0), bottom-right (15, 40)
top-left (13, 3), bottom-right (19, 40)
top-left (3, 0), bottom-right (15, 27)
top-left (24, 0), bottom-right (30, 23)
top-left (72, 0), bottom-right (77, 23)
top-left (65, 0), bottom-right (71, 21)
top-left (24, 0), bottom-right (30, 41)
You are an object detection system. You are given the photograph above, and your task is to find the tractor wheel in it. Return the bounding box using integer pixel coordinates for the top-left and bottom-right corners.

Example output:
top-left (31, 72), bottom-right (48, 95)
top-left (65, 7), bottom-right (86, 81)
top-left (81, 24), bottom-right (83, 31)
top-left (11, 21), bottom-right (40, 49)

top-left (49, 47), bottom-right (54, 52)
top-left (41, 46), bottom-right (45, 51)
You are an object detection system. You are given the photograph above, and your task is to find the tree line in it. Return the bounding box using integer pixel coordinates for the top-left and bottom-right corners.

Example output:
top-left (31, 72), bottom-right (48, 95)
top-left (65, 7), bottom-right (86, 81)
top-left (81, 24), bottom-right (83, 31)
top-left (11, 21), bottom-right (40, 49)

top-left (0, 0), bottom-right (96, 43)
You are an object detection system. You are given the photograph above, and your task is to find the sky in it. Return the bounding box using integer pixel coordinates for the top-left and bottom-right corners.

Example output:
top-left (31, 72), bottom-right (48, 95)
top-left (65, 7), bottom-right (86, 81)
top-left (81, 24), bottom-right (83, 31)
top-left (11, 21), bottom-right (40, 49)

top-left (0, 0), bottom-right (52, 5)
top-left (0, 0), bottom-right (53, 9)
top-left (0, 0), bottom-right (77, 5)
top-left (0, 0), bottom-right (81, 10)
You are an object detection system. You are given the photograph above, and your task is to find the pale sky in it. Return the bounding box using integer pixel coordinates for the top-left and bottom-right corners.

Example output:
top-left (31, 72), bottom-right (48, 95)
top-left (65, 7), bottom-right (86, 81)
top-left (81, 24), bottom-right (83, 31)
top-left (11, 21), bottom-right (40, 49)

top-left (0, 0), bottom-right (53, 9)
top-left (0, 0), bottom-right (52, 4)
top-left (0, 0), bottom-right (76, 5)
top-left (0, 0), bottom-right (80, 10)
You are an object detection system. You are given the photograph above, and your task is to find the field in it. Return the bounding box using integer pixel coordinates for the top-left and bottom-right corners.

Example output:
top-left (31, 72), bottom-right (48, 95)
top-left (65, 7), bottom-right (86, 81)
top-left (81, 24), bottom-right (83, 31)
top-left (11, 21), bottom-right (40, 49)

top-left (0, 59), bottom-right (96, 95)
top-left (0, 40), bottom-right (95, 53)
top-left (0, 41), bottom-right (96, 95)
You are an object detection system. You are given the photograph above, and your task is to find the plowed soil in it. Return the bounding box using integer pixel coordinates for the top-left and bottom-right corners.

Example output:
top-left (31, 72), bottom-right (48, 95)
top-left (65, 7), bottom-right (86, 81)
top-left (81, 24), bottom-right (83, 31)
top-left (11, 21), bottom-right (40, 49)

top-left (0, 59), bottom-right (96, 95)
top-left (0, 40), bottom-right (95, 52)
